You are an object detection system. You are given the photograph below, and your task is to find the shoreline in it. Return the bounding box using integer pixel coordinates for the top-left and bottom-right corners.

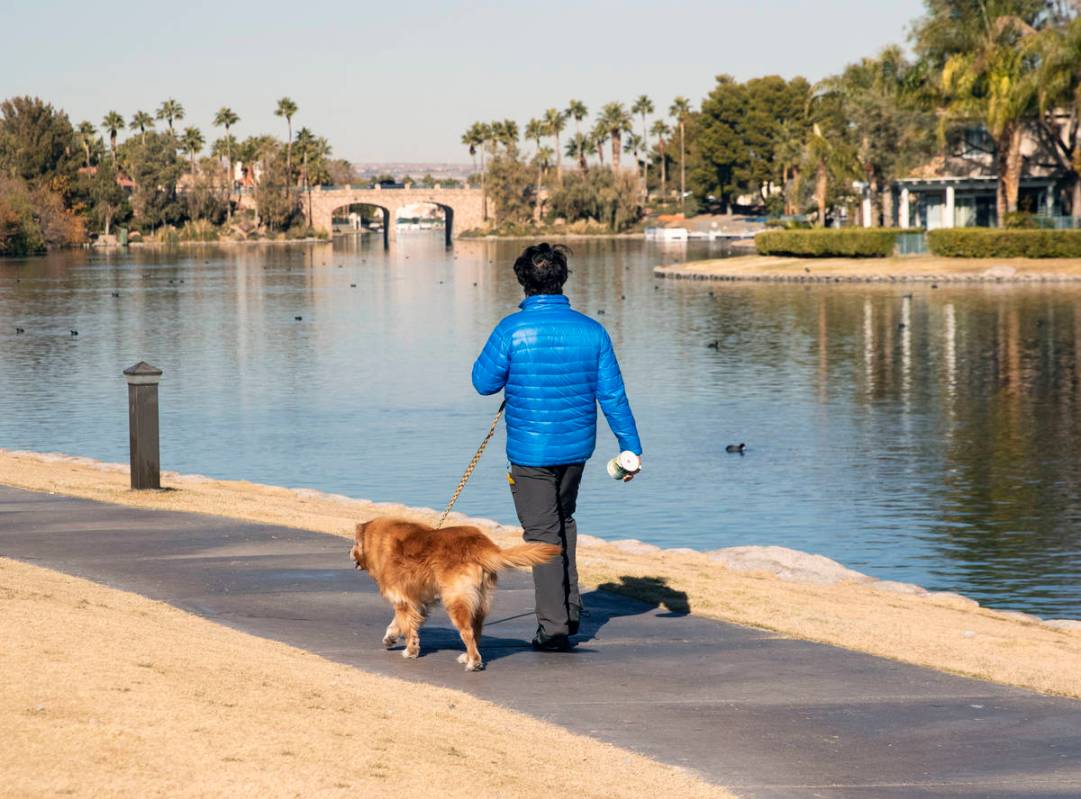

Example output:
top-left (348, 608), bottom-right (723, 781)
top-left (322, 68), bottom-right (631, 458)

top-left (2, 448), bottom-right (1079, 700)
top-left (657, 254), bottom-right (1081, 284)
top-left (459, 231), bottom-right (642, 241)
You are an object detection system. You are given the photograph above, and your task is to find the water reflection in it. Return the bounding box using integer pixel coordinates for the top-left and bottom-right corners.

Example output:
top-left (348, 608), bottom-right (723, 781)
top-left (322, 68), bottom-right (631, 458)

top-left (1, 238), bottom-right (1080, 616)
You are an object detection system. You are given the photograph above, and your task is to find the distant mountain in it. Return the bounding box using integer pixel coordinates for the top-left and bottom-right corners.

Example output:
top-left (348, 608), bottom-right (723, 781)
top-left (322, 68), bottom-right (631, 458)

top-left (353, 162), bottom-right (473, 181)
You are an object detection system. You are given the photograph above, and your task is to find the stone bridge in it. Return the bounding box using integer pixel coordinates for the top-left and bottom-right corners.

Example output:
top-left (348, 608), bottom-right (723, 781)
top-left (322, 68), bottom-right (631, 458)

top-left (308, 186), bottom-right (485, 245)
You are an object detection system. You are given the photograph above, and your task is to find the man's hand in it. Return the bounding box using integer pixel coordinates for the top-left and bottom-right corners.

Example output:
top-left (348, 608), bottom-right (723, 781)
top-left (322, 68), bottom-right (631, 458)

top-left (623, 455), bottom-right (642, 482)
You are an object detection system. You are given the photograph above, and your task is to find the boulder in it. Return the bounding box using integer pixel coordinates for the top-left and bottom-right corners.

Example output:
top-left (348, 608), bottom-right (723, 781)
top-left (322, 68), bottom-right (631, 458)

top-left (872, 580), bottom-right (929, 596)
top-left (995, 609), bottom-right (1041, 624)
top-left (706, 545), bottom-right (873, 585)
top-left (610, 539), bottom-right (662, 555)
top-left (982, 264), bottom-right (1017, 279)
top-left (1043, 619), bottom-right (1081, 633)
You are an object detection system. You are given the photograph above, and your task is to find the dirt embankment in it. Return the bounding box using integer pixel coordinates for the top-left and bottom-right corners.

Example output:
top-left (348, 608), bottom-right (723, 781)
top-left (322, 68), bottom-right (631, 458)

top-left (2, 450), bottom-right (1079, 701)
top-left (656, 255), bottom-right (1081, 283)
top-left (0, 558), bottom-right (729, 798)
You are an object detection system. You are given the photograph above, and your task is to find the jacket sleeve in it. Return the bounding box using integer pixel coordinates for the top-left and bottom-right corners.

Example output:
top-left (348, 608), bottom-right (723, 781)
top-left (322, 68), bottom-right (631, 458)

top-left (596, 330), bottom-right (642, 455)
top-left (471, 323), bottom-right (511, 396)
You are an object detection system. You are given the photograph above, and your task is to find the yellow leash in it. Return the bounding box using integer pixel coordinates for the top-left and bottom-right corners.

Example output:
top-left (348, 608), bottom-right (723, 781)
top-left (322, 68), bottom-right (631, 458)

top-left (436, 400), bottom-right (506, 529)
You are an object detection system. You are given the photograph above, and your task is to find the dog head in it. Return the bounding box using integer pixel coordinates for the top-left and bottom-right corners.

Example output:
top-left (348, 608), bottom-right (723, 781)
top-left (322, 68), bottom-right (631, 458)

top-left (351, 521), bottom-right (369, 571)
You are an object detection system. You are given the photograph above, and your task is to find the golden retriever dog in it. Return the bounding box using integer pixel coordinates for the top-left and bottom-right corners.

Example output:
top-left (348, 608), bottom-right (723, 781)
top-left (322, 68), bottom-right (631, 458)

top-left (351, 517), bottom-right (559, 671)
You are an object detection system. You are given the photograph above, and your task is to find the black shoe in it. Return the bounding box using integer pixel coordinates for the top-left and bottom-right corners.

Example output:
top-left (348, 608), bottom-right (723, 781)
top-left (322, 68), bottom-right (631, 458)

top-left (531, 627), bottom-right (573, 652)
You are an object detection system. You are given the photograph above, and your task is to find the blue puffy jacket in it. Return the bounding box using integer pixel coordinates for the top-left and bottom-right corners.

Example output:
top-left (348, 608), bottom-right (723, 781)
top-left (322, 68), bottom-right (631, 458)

top-left (472, 294), bottom-right (642, 467)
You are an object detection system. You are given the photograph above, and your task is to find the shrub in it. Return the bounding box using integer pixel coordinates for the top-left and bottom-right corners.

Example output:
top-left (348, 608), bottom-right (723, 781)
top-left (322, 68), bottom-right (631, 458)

top-left (178, 219), bottom-right (219, 242)
top-left (765, 217), bottom-right (812, 230)
top-left (547, 168), bottom-right (642, 232)
top-left (755, 228), bottom-right (902, 257)
top-left (0, 176), bottom-right (84, 255)
top-left (1003, 211), bottom-right (1041, 229)
top-left (928, 228), bottom-right (1081, 258)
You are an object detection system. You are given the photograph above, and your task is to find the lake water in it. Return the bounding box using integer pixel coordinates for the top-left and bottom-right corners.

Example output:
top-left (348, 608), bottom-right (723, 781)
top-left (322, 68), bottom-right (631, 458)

top-left (2, 235), bottom-right (1080, 617)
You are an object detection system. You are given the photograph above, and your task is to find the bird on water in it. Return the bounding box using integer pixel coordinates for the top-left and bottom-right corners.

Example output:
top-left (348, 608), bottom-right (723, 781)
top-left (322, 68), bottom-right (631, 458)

top-left (725, 443), bottom-right (746, 454)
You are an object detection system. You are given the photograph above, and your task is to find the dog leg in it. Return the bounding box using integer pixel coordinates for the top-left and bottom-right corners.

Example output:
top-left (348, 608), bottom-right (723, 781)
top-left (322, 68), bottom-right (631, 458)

top-left (447, 600), bottom-right (484, 672)
top-left (391, 601), bottom-right (419, 657)
top-left (382, 617), bottom-right (400, 649)
top-left (393, 603), bottom-right (422, 659)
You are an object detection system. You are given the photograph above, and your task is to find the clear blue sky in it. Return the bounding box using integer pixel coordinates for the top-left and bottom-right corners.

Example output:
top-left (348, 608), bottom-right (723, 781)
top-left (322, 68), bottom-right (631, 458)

top-left (5, 0), bottom-right (926, 162)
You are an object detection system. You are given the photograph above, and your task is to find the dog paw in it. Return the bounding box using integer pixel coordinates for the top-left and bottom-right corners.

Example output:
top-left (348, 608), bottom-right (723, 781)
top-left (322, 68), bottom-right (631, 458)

top-left (464, 659), bottom-right (486, 672)
top-left (383, 636), bottom-right (398, 649)
top-left (402, 647), bottom-right (419, 660)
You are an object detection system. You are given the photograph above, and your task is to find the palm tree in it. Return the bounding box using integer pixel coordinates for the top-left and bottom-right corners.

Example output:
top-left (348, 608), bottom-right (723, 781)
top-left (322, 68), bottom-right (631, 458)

top-left (544, 107), bottom-right (567, 182)
top-left (461, 124), bottom-right (482, 175)
top-left (179, 126), bottom-right (205, 219)
top-left (650, 120), bottom-right (671, 198)
top-left (625, 132), bottom-right (646, 181)
top-left (565, 132), bottom-right (590, 172)
top-left (775, 119), bottom-right (804, 216)
top-left (669, 97), bottom-right (693, 208)
top-left (294, 127), bottom-right (330, 226)
top-left (101, 111), bottom-right (124, 162)
top-left (599, 102), bottom-right (633, 170)
top-left (589, 120), bottom-right (609, 165)
top-left (213, 106), bottom-right (240, 219)
top-left (940, 15), bottom-right (1040, 224)
top-left (463, 122), bottom-right (492, 220)
top-left (211, 136), bottom-right (234, 168)
top-left (212, 135), bottom-right (237, 217)
top-left (156, 99), bottom-right (185, 134)
top-left (532, 146), bottom-right (553, 218)
top-left (1037, 15), bottom-right (1081, 218)
top-left (631, 95), bottom-right (654, 193)
top-left (566, 99), bottom-right (588, 136)
top-left (525, 118), bottom-right (546, 154)
top-left (180, 127), bottom-right (204, 177)
top-left (493, 118), bottom-right (519, 151)
top-left (76, 121), bottom-right (97, 168)
top-left (801, 117), bottom-right (859, 227)
top-left (129, 111), bottom-right (154, 144)
top-left (275, 97), bottom-right (299, 179)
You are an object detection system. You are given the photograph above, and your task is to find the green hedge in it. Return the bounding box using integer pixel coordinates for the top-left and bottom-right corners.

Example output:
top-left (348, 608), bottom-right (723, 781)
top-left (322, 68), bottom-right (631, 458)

top-left (755, 229), bottom-right (902, 258)
top-left (927, 228), bottom-right (1081, 258)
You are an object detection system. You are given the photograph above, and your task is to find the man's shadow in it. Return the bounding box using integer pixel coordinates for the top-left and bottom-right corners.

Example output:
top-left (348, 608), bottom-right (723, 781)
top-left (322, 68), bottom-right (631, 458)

top-left (575, 575), bottom-right (691, 644)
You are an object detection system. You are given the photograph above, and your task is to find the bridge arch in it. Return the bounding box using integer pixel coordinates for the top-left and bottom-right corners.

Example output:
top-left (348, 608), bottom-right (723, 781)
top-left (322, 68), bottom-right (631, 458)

top-left (329, 202), bottom-right (393, 248)
top-left (309, 186), bottom-right (484, 246)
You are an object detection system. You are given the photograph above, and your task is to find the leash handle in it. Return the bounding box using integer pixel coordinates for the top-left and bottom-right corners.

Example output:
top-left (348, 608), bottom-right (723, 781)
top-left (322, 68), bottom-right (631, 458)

top-left (436, 400), bottom-right (506, 529)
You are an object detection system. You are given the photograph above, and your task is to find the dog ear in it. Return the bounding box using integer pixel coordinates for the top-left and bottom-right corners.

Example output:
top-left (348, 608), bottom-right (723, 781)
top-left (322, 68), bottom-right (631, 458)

top-left (351, 521), bottom-right (369, 569)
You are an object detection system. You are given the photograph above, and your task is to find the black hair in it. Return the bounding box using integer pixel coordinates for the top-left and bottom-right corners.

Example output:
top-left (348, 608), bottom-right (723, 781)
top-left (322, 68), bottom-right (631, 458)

top-left (513, 242), bottom-right (570, 296)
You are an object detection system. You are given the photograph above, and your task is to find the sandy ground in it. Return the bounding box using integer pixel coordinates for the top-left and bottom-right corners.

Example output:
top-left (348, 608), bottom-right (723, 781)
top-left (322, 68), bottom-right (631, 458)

top-left (0, 558), bottom-right (730, 799)
top-left (657, 254), bottom-right (1081, 282)
top-left (2, 450), bottom-right (1079, 703)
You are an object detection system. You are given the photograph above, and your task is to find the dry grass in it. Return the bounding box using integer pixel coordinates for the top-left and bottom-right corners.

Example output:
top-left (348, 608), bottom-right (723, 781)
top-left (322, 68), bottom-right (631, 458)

top-left (2, 450), bottom-right (1080, 701)
top-left (659, 254), bottom-right (1081, 281)
top-left (0, 557), bottom-right (731, 799)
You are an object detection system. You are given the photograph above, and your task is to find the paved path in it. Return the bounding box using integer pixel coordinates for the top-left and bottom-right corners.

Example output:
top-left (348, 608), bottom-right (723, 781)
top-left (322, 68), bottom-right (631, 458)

top-left (2, 485), bottom-right (1080, 798)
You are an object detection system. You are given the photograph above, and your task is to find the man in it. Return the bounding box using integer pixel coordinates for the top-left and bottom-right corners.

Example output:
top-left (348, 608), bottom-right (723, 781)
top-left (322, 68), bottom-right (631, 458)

top-left (472, 243), bottom-right (642, 652)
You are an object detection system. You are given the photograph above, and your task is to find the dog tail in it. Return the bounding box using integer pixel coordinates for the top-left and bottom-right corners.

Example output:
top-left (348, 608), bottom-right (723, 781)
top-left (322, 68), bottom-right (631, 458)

top-left (480, 543), bottom-right (561, 571)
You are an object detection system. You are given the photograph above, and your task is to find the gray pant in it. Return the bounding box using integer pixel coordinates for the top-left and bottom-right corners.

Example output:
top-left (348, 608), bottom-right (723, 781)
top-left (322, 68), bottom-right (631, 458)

top-left (509, 463), bottom-right (584, 637)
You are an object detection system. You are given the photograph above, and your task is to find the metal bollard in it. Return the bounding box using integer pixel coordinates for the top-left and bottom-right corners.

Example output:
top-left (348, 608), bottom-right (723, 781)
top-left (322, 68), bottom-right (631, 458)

top-left (123, 361), bottom-right (163, 490)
